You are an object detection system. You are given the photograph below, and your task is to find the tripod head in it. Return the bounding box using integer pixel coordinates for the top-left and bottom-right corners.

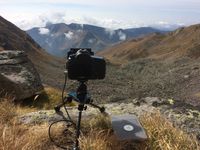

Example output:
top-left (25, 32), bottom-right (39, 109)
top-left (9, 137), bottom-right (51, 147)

top-left (54, 80), bottom-right (104, 113)
top-left (76, 81), bottom-right (91, 104)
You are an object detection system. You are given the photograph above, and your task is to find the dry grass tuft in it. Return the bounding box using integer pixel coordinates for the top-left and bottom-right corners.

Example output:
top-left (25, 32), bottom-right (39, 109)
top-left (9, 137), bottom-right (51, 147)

top-left (0, 123), bottom-right (29, 150)
top-left (0, 97), bottom-right (55, 150)
top-left (22, 86), bottom-right (62, 109)
top-left (23, 124), bottom-right (57, 150)
top-left (23, 86), bottom-right (76, 110)
top-left (79, 130), bottom-right (112, 150)
top-left (140, 111), bottom-right (199, 150)
top-left (0, 97), bottom-right (16, 124)
top-left (88, 114), bottom-right (111, 130)
top-left (0, 122), bottom-right (58, 150)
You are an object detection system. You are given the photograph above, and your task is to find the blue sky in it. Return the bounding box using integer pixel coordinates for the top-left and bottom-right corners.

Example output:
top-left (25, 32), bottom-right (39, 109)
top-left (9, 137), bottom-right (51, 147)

top-left (0, 0), bottom-right (200, 30)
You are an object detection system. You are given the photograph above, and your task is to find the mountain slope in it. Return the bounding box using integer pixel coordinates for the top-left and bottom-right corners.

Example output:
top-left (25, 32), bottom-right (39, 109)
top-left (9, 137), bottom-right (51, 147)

top-left (99, 24), bottom-right (200, 64)
top-left (0, 16), bottom-right (64, 88)
top-left (98, 24), bottom-right (200, 106)
top-left (27, 23), bottom-right (164, 57)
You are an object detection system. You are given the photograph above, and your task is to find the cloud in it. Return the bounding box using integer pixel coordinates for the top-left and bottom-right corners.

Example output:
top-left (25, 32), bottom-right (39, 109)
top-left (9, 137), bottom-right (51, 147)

top-left (39, 27), bottom-right (50, 34)
top-left (1, 11), bottom-right (187, 31)
top-left (64, 31), bottom-right (74, 39)
top-left (14, 12), bottom-right (141, 30)
top-left (118, 31), bottom-right (126, 41)
top-left (88, 39), bottom-right (95, 43)
top-left (105, 28), bottom-right (116, 39)
top-left (4, 11), bottom-right (67, 30)
top-left (151, 21), bottom-right (185, 30)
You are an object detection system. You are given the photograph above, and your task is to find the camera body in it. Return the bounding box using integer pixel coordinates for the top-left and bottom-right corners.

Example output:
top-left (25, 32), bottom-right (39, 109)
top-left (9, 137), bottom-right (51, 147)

top-left (67, 48), bottom-right (106, 81)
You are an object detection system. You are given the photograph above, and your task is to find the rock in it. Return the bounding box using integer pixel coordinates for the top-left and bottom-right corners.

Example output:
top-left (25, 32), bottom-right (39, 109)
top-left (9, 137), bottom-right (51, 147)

top-left (0, 50), bottom-right (43, 100)
top-left (184, 75), bottom-right (190, 79)
top-left (18, 97), bottom-right (200, 139)
top-left (18, 101), bottom-right (157, 125)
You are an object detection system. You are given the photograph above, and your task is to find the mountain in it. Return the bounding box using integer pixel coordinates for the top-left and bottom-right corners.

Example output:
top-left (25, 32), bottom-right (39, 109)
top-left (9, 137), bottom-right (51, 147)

top-left (0, 16), bottom-right (64, 88)
top-left (99, 24), bottom-right (200, 106)
top-left (27, 23), bottom-right (164, 57)
top-left (99, 24), bottom-right (200, 64)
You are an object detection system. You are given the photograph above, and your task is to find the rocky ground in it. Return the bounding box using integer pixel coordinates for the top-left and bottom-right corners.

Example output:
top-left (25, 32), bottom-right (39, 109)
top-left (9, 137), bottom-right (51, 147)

top-left (19, 97), bottom-right (200, 142)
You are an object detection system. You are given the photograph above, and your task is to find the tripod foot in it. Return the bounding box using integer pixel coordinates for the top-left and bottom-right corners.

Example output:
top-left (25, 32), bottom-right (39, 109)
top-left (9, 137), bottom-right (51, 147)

top-left (99, 107), bottom-right (105, 113)
top-left (89, 103), bottom-right (106, 113)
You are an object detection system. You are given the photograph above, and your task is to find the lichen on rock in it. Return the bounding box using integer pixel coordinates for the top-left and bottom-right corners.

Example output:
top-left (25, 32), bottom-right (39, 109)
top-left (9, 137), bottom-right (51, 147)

top-left (0, 50), bottom-right (43, 100)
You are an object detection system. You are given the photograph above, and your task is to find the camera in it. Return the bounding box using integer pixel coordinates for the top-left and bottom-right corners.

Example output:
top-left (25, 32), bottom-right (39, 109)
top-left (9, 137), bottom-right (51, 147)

top-left (67, 48), bottom-right (106, 80)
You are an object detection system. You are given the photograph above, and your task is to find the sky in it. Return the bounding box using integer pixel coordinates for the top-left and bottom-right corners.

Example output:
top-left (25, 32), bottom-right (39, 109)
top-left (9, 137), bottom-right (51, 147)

top-left (0, 0), bottom-right (200, 30)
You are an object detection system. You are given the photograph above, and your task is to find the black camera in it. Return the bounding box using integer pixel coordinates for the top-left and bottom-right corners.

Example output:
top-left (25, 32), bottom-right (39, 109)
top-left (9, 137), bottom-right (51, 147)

top-left (67, 48), bottom-right (106, 80)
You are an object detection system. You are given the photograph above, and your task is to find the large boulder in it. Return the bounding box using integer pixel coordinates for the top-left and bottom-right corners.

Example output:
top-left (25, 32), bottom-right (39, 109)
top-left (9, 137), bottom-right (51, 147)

top-left (0, 50), bottom-right (43, 100)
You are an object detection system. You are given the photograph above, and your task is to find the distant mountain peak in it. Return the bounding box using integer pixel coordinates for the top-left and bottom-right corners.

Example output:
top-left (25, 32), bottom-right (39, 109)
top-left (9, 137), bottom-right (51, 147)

top-left (27, 22), bottom-right (166, 57)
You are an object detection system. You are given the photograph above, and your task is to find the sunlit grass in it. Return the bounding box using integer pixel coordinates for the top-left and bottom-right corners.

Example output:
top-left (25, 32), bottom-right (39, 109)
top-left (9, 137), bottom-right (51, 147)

top-left (140, 112), bottom-right (199, 150)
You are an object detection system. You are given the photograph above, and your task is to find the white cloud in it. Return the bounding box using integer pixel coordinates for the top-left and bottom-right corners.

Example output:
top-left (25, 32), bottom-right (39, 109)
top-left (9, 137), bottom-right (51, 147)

top-left (118, 31), bottom-right (126, 41)
top-left (105, 28), bottom-right (116, 38)
top-left (157, 21), bottom-right (169, 25)
top-left (64, 31), bottom-right (74, 39)
top-left (11, 12), bottom-right (143, 30)
top-left (0, 11), bottom-right (187, 31)
top-left (88, 39), bottom-right (95, 43)
top-left (39, 28), bottom-right (50, 35)
top-left (151, 21), bottom-right (185, 30)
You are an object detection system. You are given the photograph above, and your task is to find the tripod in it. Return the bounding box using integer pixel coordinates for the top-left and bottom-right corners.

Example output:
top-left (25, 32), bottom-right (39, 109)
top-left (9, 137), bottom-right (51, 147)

top-left (54, 81), bottom-right (105, 150)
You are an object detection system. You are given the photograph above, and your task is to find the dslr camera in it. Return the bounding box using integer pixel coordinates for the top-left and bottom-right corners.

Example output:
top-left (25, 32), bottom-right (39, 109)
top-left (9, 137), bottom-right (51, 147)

top-left (67, 48), bottom-right (106, 81)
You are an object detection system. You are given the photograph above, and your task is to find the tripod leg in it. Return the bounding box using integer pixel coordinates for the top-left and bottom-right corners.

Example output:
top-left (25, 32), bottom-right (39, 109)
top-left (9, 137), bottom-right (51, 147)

top-left (74, 104), bottom-right (84, 150)
top-left (54, 96), bottom-right (72, 113)
top-left (90, 103), bottom-right (105, 113)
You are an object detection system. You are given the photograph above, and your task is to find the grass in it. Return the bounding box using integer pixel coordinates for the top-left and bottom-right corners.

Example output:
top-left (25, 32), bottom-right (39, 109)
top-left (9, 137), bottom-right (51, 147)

top-left (0, 97), bottom-right (16, 124)
top-left (140, 112), bottom-right (199, 150)
top-left (32, 86), bottom-right (63, 109)
top-left (0, 97), bottom-right (199, 150)
top-left (20, 86), bottom-right (75, 110)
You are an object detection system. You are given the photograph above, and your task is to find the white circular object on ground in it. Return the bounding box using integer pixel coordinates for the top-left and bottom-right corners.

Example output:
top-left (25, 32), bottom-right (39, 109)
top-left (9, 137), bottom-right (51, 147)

top-left (123, 124), bottom-right (134, 131)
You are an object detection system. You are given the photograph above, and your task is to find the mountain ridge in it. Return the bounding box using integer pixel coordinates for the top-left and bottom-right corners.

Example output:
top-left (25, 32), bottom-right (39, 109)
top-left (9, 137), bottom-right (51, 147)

top-left (27, 22), bottom-right (165, 57)
top-left (99, 24), bottom-right (200, 64)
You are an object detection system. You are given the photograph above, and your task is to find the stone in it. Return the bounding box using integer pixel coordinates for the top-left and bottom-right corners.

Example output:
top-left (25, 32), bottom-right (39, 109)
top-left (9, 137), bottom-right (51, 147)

top-left (0, 50), bottom-right (43, 100)
top-left (184, 75), bottom-right (190, 79)
top-left (18, 98), bottom-right (200, 139)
